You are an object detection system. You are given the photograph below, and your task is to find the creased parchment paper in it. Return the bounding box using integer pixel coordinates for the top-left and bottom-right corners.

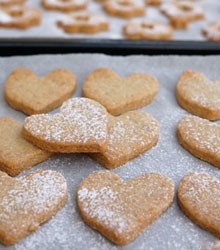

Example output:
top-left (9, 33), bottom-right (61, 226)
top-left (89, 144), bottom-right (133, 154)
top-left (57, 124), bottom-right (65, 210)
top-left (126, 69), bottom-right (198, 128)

top-left (0, 53), bottom-right (220, 250)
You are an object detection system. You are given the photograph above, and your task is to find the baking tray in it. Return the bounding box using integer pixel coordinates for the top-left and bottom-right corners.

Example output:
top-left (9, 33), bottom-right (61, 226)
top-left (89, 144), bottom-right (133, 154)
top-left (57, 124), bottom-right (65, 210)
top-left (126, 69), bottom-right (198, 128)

top-left (0, 53), bottom-right (220, 250)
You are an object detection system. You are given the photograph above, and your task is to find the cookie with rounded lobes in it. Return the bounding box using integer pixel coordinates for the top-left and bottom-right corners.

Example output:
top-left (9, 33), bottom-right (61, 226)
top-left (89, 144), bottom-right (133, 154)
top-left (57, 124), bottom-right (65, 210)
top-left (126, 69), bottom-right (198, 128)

top-left (178, 172), bottom-right (220, 238)
top-left (41, 0), bottom-right (87, 12)
top-left (5, 68), bottom-right (76, 115)
top-left (82, 68), bottom-right (158, 116)
top-left (0, 0), bottom-right (24, 6)
top-left (103, 0), bottom-right (145, 18)
top-left (23, 98), bottom-right (109, 153)
top-left (123, 20), bottom-right (173, 40)
top-left (57, 11), bottom-right (108, 33)
top-left (89, 111), bottom-right (159, 168)
top-left (0, 117), bottom-right (51, 177)
top-left (0, 6), bottom-right (41, 29)
top-left (145, 0), bottom-right (160, 6)
top-left (202, 22), bottom-right (220, 42)
top-left (176, 69), bottom-right (220, 120)
top-left (77, 170), bottom-right (174, 245)
top-left (0, 169), bottom-right (67, 245)
top-left (160, 1), bottom-right (204, 29)
top-left (177, 115), bottom-right (220, 168)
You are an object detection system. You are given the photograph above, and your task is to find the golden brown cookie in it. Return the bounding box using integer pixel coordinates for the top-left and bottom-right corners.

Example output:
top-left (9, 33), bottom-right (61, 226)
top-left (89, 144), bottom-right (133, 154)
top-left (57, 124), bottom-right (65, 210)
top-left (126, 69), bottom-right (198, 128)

top-left (57, 11), bottom-right (108, 33)
top-left (145, 0), bottom-right (160, 6)
top-left (0, 6), bottom-right (41, 29)
top-left (123, 20), bottom-right (173, 40)
top-left (177, 115), bottom-right (220, 168)
top-left (103, 0), bottom-right (145, 18)
top-left (0, 117), bottom-right (51, 177)
top-left (0, 169), bottom-right (67, 245)
top-left (82, 68), bottom-right (158, 115)
top-left (178, 172), bottom-right (220, 238)
top-left (0, 0), bottom-right (24, 6)
top-left (202, 22), bottom-right (220, 42)
top-left (77, 170), bottom-right (174, 245)
top-left (90, 111), bottom-right (159, 168)
top-left (176, 69), bottom-right (220, 120)
top-left (41, 0), bottom-right (87, 12)
top-left (5, 68), bottom-right (76, 115)
top-left (160, 1), bottom-right (204, 29)
top-left (23, 98), bottom-right (109, 153)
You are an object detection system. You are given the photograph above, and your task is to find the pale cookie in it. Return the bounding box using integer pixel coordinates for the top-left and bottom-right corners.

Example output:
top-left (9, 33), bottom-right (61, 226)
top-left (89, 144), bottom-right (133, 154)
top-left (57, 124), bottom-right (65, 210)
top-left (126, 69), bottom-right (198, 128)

top-left (77, 171), bottom-right (174, 245)
top-left (0, 117), bottom-right (51, 177)
top-left (41, 0), bottom-right (87, 12)
top-left (82, 68), bottom-right (158, 115)
top-left (202, 22), bottom-right (220, 42)
top-left (123, 20), bottom-right (173, 40)
top-left (90, 111), bottom-right (159, 168)
top-left (176, 69), bottom-right (220, 120)
top-left (178, 172), bottom-right (220, 238)
top-left (177, 115), bottom-right (220, 168)
top-left (103, 0), bottom-right (145, 18)
top-left (145, 0), bottom-right (160, 6)
top-left (57, 11), bottom-right (108, 33)
top-left (5, 68), bottom-right (76, 115)
top-left (0, 0), bottom-right (24, 6)
top-left (0, 169), bottom-right (67, 245)
top-left (0, 6), bottom-right (41, 29)
top-left (160, 1), bottom-right (204, 29)
top-left (23, 98), bottom-right (109, 153)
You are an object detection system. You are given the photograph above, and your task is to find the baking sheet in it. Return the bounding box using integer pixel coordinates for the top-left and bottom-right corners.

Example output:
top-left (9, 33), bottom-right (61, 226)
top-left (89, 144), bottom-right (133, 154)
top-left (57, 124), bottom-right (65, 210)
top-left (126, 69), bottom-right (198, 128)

top-left (0, 53), bottom-right (220, 250)
top-left (0, 0), bottom-right (220, 41)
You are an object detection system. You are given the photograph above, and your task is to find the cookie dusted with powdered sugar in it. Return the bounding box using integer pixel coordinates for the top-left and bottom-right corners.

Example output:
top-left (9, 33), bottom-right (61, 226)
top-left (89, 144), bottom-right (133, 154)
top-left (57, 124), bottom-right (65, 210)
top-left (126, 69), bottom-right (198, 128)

top-left (0, 169), bottom-right (67, 245)
top-left (178, 172), bottom-right (220, 238)
top-left (0, 0), bottom-right (25, 6)
top-left (77, 170), bottom-right (174, 245)
top-left (202, 22), bottom-right (220, 42)
top-left (41, 0), bottom-right (87, 12)
top-left (177, 115), bottom-right (220, 168)
top-left (23, 98), bottom-right (109, 153)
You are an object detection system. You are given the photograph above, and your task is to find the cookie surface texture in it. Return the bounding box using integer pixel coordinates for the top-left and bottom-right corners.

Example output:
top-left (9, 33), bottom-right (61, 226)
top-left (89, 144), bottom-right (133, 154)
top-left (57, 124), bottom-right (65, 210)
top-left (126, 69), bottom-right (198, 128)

top-left (177, 115), bottom-right (220, 168)
top-left (5, 68), bottom-right (76, 115)
top-left (176, 69), bottom-right (220, 120)
top-left (41, 0), bottom-right (87, 12)
top-left (82, 68), bottom-right (158, 115)
top-left (77, 171), bottom-right (174, 245)
top-left (178, 172), bottom-right (220, 238)
top-left (0, 117), bottom-right (51, 176)
top-left (202, 22), bottom-right (220, 42)
top-left (90, 111), bottom-right (159, 168)
top-left (23, 98), bottom-right (109, 153)
top-left (0, 0), bottom-right (24, 6)
top-left (0, 169), bottom-right (67, 245)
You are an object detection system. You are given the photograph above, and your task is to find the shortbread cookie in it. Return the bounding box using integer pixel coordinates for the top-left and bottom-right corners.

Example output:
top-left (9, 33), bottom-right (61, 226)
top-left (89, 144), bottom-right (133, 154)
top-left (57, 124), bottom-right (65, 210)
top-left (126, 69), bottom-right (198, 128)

top-left (41, 0), bottom-right (87, 12)
top-left (176, 69), bottom-right (220, 120)
top-left (0, 169), bottom-right (67, 245)
top-left (160, 1), bottom-right (204, 29)
top-left (0, 0), bottom-right (24, 6)
top-left (82, 68), bottom-right (158, 115)
top-left (178, 172), bottom-right (220, 238)
top-left (57, 12), bottom-right (108, 33)
top-left (77, 171), bottom-right (174, 245)
top-left (202, 22), bottom-right (220, 42)
top-left (23, 98), bottom-right (109, 153)
top-left (103, 0), bottom-right (145, 18)
top-left (5, 68), bottom-right (76, 115)
top-left (90, 111), bottom-right (159, 168)
top-left (0, 6), bottom-right (41, 29)
top-left (145, 0), bottom-right (160, 6)
top-left (177, 115), bottom-right (220, 168)
top-left (123, 20), bottom-right (173, 40)
top-left (0, 117), bottom-right (51, 177)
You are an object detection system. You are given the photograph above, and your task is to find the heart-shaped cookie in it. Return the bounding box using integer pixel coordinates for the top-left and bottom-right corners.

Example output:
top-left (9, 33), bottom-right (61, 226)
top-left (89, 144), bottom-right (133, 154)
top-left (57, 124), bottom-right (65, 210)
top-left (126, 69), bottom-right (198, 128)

top-left (90, 111), bottom-right (159, 168)
top-left (177, 115), bottom-right (220, 168)
top-left (77, 170), bottom-right (174, 245)
top-left (82, 68), bottom-right (158, 115)
top-left (0, 169), bottom-right (67, 245)
top-left (5, 68), bottom-right (76, 115)
top-left (178, 172), bottom-right (220, 237)
top-left (23, 97), bottom-right (109, 153)
top-left (176, 69), bottom-right (220, 120)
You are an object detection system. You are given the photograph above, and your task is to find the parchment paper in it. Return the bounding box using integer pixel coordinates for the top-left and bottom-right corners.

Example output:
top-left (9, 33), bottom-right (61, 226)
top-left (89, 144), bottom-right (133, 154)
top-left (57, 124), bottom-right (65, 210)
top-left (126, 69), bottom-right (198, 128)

top-left (0, 0), bottom-right (219, 41)
top-left (0, 53), bottom-right (220, 250)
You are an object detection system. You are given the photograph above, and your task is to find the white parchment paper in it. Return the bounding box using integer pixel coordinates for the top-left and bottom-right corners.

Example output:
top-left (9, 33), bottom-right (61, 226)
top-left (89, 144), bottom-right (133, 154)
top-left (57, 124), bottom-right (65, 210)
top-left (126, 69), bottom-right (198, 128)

top-left (0, 0), bottom-right (219, 41)
top-left (0, 53), bottom-right (220, 250)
